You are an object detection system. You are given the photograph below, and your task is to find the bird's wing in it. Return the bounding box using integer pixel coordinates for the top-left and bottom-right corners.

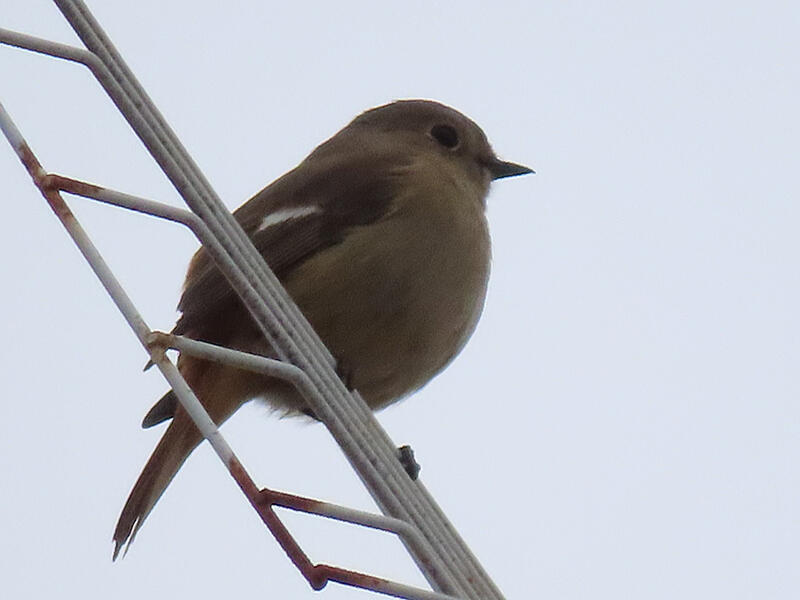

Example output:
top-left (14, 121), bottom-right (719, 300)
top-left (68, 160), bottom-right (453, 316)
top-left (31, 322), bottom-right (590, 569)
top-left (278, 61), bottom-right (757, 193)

top-left (172, 152), bottom-right (404, 341)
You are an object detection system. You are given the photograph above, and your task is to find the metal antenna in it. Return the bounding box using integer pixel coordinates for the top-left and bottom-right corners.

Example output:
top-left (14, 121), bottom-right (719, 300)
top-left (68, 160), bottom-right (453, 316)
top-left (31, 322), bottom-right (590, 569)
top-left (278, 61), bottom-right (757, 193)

top-left (0, 3), bottom-right (507, 599)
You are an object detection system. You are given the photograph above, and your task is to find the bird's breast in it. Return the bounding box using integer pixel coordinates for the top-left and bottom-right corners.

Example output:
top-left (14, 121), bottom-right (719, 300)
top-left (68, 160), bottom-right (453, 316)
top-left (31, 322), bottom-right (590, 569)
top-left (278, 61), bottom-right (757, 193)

top-left (284, 183), bottom-right (491, 409)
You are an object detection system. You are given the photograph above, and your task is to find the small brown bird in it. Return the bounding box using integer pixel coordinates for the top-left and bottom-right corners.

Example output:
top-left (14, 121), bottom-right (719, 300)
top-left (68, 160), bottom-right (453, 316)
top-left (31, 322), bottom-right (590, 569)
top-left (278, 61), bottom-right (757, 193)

top-left (113, 99), bottom-right (532, 558)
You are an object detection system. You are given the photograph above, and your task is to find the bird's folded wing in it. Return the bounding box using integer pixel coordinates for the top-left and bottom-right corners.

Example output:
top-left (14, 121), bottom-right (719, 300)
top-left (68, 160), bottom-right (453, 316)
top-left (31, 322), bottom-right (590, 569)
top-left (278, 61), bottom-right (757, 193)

top-left (172, 152), bottom-right (404, 340)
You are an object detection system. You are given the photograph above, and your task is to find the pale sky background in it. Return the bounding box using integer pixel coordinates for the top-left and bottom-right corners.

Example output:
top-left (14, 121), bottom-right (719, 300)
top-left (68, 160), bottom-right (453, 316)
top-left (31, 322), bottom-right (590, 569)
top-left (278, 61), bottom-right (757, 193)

top-left (1, 1), bottom-right (798, 599)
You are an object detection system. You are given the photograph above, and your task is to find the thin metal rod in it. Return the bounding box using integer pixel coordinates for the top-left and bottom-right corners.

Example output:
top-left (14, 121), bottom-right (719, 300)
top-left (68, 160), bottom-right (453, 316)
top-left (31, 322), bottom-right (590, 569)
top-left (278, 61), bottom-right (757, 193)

top-left (47, 174), bottom-right (204, 229)
top-left (0, 27), bottom-right (101, 67)
top-left (266, 488), bottom-right (420, 537)
top-left (318, 567), bottom-right (459, 600)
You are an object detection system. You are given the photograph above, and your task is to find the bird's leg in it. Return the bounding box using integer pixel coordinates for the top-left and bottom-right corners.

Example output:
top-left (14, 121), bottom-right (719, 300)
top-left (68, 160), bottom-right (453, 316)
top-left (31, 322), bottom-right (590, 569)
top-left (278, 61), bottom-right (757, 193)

top-left (397, 445), bottom-right (421, 480)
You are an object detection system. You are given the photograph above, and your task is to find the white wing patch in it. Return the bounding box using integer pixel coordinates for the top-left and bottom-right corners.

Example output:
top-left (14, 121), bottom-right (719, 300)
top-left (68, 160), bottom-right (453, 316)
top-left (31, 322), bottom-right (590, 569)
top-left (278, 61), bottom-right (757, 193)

top-left (256, 205), bottom-right (321, 232)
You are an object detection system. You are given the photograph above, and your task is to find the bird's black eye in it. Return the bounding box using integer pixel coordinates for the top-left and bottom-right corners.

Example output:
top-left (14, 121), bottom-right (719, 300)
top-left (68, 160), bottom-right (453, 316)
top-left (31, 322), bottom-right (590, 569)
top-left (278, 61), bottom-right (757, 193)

top-left (429, 124), bottom-right (460, 149)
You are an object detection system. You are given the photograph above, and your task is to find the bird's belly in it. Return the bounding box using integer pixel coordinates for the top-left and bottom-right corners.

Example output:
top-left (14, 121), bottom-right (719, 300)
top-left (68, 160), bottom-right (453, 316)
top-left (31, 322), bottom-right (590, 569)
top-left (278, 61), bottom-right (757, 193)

top-left (285, 215), bottom-right (490, 409)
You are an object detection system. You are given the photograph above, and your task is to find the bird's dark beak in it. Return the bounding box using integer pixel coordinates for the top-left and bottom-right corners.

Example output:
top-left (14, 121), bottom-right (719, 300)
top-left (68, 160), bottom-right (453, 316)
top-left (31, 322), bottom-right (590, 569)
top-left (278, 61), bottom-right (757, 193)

top-left (487, 157), bottom-right (535, 180)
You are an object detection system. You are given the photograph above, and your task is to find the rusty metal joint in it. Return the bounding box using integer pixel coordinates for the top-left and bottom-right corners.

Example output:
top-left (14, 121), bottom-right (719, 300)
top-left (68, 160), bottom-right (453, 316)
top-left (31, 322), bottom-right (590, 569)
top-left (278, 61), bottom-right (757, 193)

top-left (308, 565), bottom-right (331, 590)
top-left (144, 330), bottom-right (171, 365)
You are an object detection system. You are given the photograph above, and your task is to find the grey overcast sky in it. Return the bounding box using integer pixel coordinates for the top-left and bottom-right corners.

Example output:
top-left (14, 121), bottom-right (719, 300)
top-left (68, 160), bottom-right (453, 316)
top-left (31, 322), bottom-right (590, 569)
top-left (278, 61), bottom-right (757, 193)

top-left (1, 1), bottom-right (798, 599)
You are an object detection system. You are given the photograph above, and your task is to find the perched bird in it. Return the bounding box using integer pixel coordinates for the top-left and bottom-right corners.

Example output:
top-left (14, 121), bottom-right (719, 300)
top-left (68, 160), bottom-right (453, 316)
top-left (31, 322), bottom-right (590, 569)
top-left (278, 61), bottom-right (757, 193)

top-left (113, 99), bottom-right (532, 558)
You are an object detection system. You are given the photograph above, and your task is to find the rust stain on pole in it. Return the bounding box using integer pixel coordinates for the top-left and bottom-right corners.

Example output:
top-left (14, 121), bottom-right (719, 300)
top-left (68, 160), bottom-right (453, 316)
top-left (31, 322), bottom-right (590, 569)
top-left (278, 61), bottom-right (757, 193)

top-left (15, 141), bottom-right (74, 222)
top-left (228, 457), bottom-right (327, 589)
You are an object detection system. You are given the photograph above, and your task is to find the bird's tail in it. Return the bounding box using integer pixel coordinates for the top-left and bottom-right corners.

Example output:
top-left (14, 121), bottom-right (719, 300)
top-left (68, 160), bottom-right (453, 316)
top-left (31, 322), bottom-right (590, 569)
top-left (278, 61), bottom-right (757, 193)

top-left (112, 413), bottom-right (202, 560)
top-left (112, 356), bottom-right (289, 559)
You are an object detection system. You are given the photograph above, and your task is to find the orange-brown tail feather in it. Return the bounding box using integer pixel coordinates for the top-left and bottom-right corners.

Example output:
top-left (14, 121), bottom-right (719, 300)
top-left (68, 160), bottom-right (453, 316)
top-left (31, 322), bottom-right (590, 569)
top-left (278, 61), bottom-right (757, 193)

top-left (113, 358), bottom-right (267, 559)
top-left (112, 414), bottom-right (202, 560)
